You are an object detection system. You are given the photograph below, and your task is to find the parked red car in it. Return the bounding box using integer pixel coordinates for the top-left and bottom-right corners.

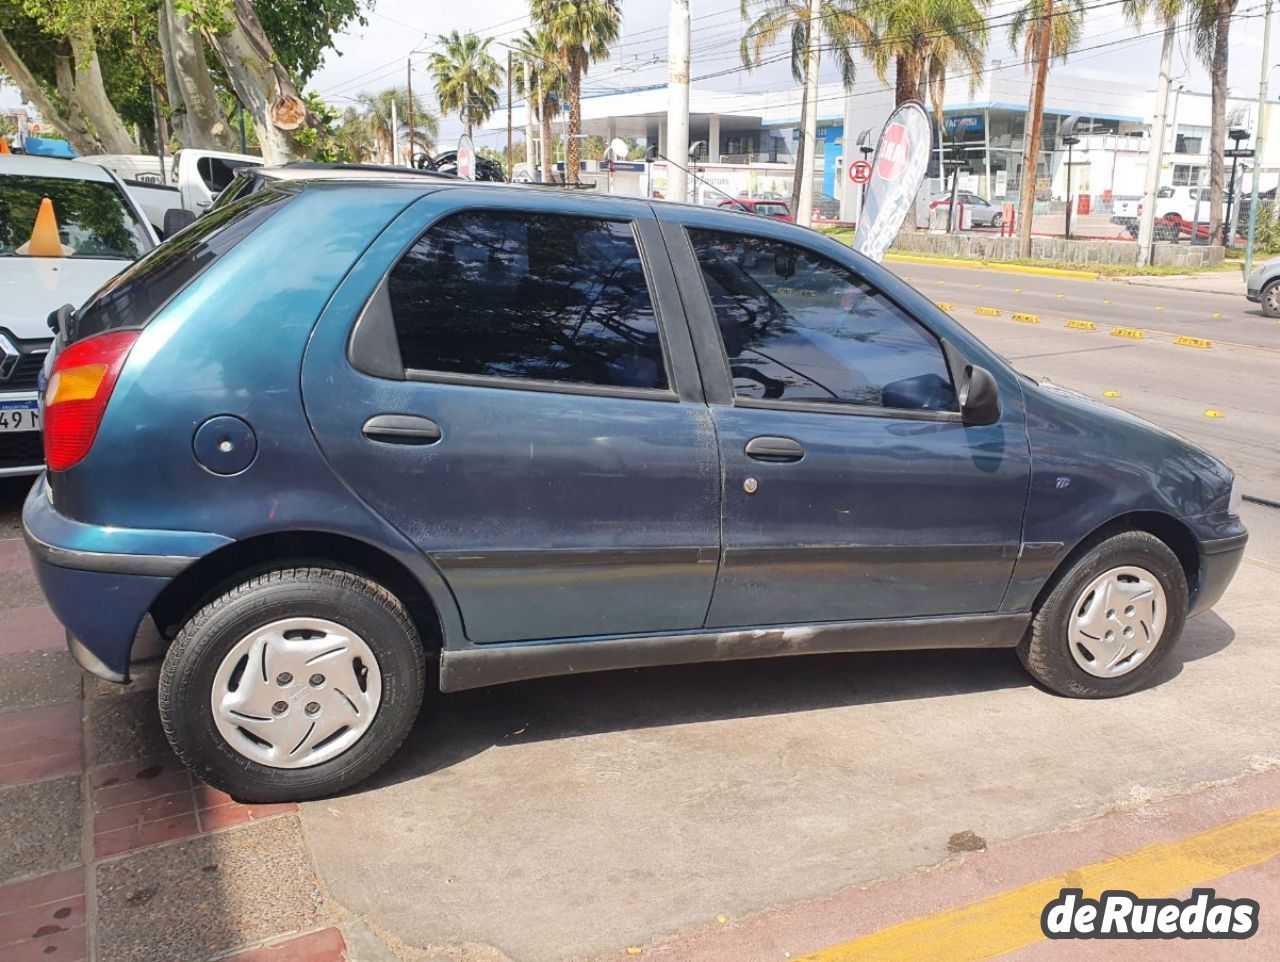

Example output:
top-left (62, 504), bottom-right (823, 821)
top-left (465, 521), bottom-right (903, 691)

top-left (717, 197), bottom-right (793, 221)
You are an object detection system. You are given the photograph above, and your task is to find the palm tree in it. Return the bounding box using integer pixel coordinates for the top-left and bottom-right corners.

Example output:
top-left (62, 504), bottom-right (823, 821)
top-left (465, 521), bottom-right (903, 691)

top-left (530, 0), bottom-right (622, 185)
top-left (1009, 0), bottom-right (1086, 255)
top-left (740, 0), bottom-right (875, 226)
top-left (1192, 0), bottom-right (1239, 244)
top-left (334, 107), bottom-right (376, 163)
top-left (513, 26), bottom-right (566, 183)
top-left (869, 0), bottom-right (990, 120)
top-left (355, 87), bottom-right (438, 164)
top-left (428, 30), bottom-right (503, 139)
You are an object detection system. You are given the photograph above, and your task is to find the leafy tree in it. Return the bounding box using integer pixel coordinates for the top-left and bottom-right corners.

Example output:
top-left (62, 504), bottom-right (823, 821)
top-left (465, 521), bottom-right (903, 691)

top-left (530, 0), bottom-right (621, 185)
top-left (428, 29), bottom-right (502, 138)
top-left (740, 0), bottom-right (873, 224)
top-left (512, 25), bottom-right (564, 182)
top-left (1191, 0), bottom-right (1238, 244)
top-left (869, 0), bottom-right (989, 120)
top-left (355, 86), bottom-right (438, 164)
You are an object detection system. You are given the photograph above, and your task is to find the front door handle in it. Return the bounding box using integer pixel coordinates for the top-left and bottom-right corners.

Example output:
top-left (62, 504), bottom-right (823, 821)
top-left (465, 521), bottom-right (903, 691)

top-left (361, 414), bottom-right (442, 445)
top-left (744, 436), bottom-right (805, 463)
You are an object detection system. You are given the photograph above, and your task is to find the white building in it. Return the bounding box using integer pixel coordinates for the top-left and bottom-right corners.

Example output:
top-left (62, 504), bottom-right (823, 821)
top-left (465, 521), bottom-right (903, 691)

top-left (514, 67), bottom-right (1280, 213)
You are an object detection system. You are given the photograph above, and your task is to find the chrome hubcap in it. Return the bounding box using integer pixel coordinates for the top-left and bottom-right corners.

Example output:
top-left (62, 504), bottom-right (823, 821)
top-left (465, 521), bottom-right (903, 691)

top-left (210, 617), bottom-right (382, 768)
top-left (1067, 566), bottom-right (1167, 678)
top-left (1266, 285), bottom-right (1280, 313)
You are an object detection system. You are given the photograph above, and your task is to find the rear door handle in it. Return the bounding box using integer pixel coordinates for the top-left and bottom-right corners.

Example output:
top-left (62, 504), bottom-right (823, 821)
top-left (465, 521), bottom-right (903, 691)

top-left (361, 414), bottom-right (442, 445)
top-left (744, 436), bottom-right (805, 463)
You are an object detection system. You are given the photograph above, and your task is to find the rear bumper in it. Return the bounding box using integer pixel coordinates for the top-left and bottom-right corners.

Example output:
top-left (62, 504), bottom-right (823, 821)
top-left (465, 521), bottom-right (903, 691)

top-left (22, 476), bottom-right (230, 682)
top-left (1190, 530), bottom-right (1248, 617)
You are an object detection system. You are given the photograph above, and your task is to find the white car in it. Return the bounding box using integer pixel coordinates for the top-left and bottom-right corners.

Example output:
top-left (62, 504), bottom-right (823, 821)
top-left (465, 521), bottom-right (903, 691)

top-left (929, 192), bottom-right (1003, 227)
top-left (0, 154), bottom-right (158, 475)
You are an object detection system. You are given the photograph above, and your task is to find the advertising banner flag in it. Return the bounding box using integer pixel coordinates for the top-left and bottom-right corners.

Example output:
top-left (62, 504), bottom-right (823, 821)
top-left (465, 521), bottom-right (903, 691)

top-left (853, 101), bottom-right (933, 263)
top-left (456, 134), bottom-right (476, 181)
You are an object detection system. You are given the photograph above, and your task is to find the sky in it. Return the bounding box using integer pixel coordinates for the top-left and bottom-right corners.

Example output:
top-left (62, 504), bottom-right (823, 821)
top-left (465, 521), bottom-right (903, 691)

top-left (1, 0), bottom-right (1274, 143)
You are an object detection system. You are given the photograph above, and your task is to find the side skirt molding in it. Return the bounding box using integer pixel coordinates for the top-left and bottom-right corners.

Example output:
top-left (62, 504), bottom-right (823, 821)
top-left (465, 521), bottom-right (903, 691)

top-left (439, 612), bottom-right (1031, 692)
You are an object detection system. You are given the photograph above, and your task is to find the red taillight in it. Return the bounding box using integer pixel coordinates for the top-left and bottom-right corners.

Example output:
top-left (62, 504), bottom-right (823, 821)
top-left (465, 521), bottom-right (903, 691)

top-left (43, 331), bottom-right (139, 471)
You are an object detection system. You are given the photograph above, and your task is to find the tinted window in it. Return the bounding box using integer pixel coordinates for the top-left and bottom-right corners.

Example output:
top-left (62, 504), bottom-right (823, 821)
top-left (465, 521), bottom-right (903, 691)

top-left (197, 156), bottom-right (257, 193)
top-left (70, 190), bottom-right (290, 343)
top-left (688, 229), bottom-right (956, 412)
top-left (754, 203), bottom-right (789, 217)
top-left (388, 210), bottom-right (668, 391)
top-left (0, 175), bottom-right (150, 259)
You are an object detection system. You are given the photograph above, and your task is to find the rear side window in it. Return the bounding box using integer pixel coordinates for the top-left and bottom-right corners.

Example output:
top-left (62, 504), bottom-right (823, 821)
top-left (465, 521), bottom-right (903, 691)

top-left (387, 209), bottom-right (669, 392)
top-left (69, 190), bottom-right (289, 343)
top-left (688, 228), bottom-right (956, 413)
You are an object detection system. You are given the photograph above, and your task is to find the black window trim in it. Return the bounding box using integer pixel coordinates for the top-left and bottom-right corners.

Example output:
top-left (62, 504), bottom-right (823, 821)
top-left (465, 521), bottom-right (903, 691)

top-left (679, 223), bottom-right (963, 424)
top-left (377, 203), bottom-right (681, 403)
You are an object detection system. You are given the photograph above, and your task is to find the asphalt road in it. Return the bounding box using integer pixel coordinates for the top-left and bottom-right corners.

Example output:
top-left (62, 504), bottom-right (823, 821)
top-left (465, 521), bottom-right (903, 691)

top-left (895, 261), bottom-right (1280, 504)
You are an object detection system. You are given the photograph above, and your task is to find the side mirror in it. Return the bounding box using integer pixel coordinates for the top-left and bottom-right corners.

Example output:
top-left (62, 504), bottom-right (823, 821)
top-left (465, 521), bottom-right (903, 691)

top-left (958, 363), bottom-right (1000, 426)
top-left (162, 208), bottom-right (196, 238)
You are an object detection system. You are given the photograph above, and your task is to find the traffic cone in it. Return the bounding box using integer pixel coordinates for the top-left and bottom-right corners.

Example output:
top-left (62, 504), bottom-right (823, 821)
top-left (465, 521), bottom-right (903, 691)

top-left (28, 197), bottom-right (64, 257)
top-left (0, 137), bottom-right (10, 154)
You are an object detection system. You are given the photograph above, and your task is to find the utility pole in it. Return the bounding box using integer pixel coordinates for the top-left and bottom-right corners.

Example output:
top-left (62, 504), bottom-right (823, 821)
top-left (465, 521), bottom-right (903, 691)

top-left (524, 58), bottom-right (535, 173)
top-left (390, 97), bottom-right (399, 166)
top-left (1246, 0), bottom-right (1274, 275)
top-left (507, 49), bottom-right (514, 182)
top-left (667, 0), bottom-right (690, 204)
top-left (794, 0), bottom-right (822, 227)
top-left (1137, 18), bottom-right (1176, 266)
top-left (1017, 0), bottom-right (1053, 257)
top-left (406, 59), bottom-right (415, 167)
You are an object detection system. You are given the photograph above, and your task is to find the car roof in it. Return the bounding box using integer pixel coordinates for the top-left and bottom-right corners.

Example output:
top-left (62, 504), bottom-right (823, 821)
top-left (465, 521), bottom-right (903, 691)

top-left (0, 154), bottom-right (115, 182)
top-left (248, 163), bottom-right (460, 184)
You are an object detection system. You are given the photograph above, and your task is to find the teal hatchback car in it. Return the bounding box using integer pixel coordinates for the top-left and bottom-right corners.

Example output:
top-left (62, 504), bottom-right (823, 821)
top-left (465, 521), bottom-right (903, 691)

top-left (24, 178), bottom-right (1246, 800)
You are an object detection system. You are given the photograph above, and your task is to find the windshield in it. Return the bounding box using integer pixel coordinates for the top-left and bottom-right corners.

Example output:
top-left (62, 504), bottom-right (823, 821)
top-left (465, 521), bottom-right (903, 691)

top-left (0, 175), bottom-right (150, 260)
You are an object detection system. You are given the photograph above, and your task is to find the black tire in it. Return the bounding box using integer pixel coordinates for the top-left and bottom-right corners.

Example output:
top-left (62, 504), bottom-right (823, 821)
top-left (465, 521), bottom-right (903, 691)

top-left (1018, 531), bottom-right (1188, 698)
top-left (1261, 280), bottom-right (1280, 318)
top-left (990, 212), bottom-right (1002, 229)
top-left (159, 567), bottom-right (426, 802)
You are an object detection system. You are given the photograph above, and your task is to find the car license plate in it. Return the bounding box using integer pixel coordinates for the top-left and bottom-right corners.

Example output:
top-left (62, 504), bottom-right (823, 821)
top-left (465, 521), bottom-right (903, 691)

top-left (0, 400), bottom-right (40, 433)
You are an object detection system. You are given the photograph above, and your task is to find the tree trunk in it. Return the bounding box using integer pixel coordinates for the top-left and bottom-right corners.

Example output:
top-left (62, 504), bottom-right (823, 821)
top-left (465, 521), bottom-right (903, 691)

top-left (201, 0), bottom-right (313, 163)
top-left (567, 54), bottom-right (583, 185)
top-left (159, 0), bottom-right (237, 151)
top-left (1205, 0), bottom-right (1235, 245)
top-left (794, 0), bottom-right (822, 228)
top-left (894, 54), bottom-right (916, 106)
top-left (524, 60), bottom-right (536, 170)
top-left (540, 92), bottom-right (555, 183)
top-left (46, 29), bottom-right (135, 154)
top-left (1017, 0), bottom-right (1053, 258)
top-left (0, 28), bottom-right (88, 152)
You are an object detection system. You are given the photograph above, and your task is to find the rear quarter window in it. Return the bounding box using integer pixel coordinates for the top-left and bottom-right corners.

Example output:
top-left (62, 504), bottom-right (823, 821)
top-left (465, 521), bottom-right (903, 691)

top-left (68, 189), bottom-right (291, 343)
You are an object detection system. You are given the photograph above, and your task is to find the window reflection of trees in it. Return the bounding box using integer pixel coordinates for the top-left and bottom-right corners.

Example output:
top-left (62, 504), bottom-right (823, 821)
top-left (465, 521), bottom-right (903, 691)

top-left (689, 230), bottom-right (956, 412)
top-left (0, 176), bottom-right (147, 259)
top-left (391, 211), bottom-right (668, 391)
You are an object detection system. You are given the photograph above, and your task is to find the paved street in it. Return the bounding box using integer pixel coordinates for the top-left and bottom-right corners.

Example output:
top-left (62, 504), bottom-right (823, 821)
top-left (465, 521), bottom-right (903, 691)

top-left (2, 266), bottom-right (1278, 961)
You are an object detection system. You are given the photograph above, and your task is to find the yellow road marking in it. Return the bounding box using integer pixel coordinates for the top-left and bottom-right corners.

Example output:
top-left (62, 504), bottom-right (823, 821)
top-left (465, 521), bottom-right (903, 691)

top-left (974, 306), bottom-right (1002, 316)
top-left (1065, 319), bottom-right (1096, 330)
top-left (793, 807), bottom-right (1280, 962)
top-left (1111, 326), bottom-right (1146, 339)
top-left (1103, 390), bottom-right (1121, 397)
top-left (1174, 335), bottom-right (1212, 349)
top-left (1012, 312), bottom-right (1040, 324)
top-left (935, 301), bottom-right (954, 312)
top-left (1205, 409), bottom-right (1226, 418)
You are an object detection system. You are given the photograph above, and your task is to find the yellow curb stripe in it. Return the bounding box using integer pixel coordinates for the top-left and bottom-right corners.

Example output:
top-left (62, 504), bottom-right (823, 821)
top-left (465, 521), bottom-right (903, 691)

top-left (1111, 326), bottom-right (1146, 339)
top-left (1174, 335), bottom-right (1212, 349)
top-left (883, 252), bottom-right (1101, 280)
top-left (794, 807), bottom-right (1280, 962)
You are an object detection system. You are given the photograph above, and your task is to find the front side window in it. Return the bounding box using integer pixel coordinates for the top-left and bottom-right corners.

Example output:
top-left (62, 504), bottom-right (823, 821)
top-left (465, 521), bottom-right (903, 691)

top-left (754, 203), bottom-right (789, 217)
top-left (0, 175), bottom-right (150, 260)
top-left (688, 229), bottom-right (956, 413)
top-left (387, 210), bottom-right (669, 391)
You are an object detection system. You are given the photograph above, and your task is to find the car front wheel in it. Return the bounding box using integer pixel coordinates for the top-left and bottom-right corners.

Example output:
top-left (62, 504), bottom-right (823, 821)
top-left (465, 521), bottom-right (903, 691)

top-left (1261, 280), bottom-right (1280, 317)
top-left (990, 212), bottom-right (1002, 229)
top-left (1018, 531), bottom-right (1188, 698)
top-left (159, 567), bottom-right (426, 802)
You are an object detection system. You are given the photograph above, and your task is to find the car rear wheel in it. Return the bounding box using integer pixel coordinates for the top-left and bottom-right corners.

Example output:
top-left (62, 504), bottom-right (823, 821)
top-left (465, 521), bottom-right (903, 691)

top-left (1261, 280), bottom-right (1280, 317)
top-left (159, 567), bottom-right (426, 802)
top-left (1018, 531), bottom-right (1187, 698)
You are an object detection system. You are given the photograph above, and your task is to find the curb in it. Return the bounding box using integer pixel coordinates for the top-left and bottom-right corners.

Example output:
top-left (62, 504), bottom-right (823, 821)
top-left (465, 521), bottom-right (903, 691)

top-left (884, 252), bottom-right (1102, 281)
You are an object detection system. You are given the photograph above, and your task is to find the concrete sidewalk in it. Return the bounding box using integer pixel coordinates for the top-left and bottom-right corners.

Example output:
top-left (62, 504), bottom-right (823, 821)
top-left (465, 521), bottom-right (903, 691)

top-left (1120, 268), bottom-right (1246, 296)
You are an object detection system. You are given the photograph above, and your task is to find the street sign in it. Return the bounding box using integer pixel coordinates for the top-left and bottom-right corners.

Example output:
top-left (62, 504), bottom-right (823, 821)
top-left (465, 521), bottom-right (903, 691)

top-left (1225, 148), bottom-right (1255, 158)
top-left (849, 159), bottom-right (872, 185)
